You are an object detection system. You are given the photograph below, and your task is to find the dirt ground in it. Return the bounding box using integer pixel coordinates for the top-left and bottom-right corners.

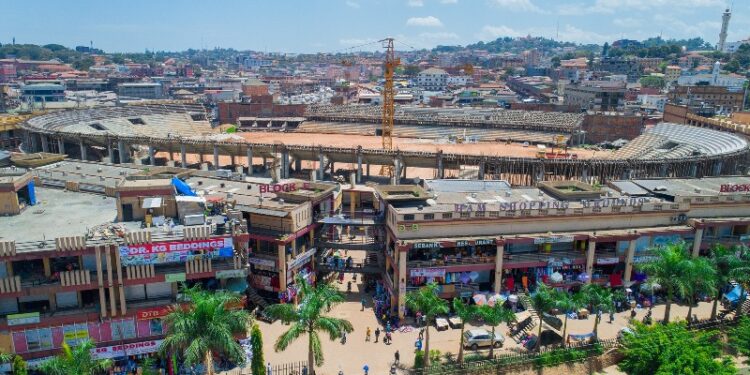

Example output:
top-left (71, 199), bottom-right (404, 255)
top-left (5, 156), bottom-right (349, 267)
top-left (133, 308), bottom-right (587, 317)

top-left (224, 249), bottom-right (723, 375)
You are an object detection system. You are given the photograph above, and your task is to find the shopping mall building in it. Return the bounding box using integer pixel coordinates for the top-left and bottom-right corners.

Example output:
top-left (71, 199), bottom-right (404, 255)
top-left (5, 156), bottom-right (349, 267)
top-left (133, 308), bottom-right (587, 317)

top-left (0, 160), bottom-right (338, 367)
top-left (379, 178), bottom-right (750, 319)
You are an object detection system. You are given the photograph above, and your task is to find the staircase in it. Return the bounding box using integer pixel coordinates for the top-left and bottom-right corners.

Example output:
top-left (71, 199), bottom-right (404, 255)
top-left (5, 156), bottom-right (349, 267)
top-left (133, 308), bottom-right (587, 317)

top-left (247, 286), bottom-right (268, 309)
top-left (511, 293), bottom-right (537, 344)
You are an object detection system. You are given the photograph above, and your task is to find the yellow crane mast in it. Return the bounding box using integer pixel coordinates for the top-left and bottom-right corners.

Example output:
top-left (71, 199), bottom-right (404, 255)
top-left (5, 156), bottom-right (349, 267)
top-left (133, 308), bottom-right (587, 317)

top-left (379, 38), bottom-right (399, 177)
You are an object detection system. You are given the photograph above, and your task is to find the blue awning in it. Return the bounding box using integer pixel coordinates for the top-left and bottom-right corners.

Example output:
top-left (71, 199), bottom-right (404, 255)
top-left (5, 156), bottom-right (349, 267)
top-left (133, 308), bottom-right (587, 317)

top-left (172, 177), bottom-right (197, 196)
top-left (724, 285), bottom-right (744, 303)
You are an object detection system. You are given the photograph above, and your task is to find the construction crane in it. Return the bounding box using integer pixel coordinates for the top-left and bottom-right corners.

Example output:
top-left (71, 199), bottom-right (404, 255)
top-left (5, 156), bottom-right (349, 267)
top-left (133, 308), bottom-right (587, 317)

top-left (379, 37), bottom-right (399, 177)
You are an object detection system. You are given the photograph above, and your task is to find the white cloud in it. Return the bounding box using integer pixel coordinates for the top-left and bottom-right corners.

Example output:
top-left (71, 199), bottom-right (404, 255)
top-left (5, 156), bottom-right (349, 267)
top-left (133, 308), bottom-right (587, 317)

top-left (477, 25), bottom-right (523, 40)
top-left (612, 17), bottom-right (642, 27)
top-left (407, 0), bottom-right (425, 6)
top-left (406, 16), bottom-right (444, 27)
top-left (441, 0), bottom-right (458, 3)
top-left (476, 24), bottom-right (618, 45)
top-left (652, 14), bottom-right (721, 40)
top-left (419, 31), bottom-right (460, 40)
top-left (345, 0), bottom-right (360, 8)
top-left (490, 0), bottom-right (544, 13)
top-left (339, 38), bottom-right (377, 46)
top-left (560, 0), bottom-right (725, 15)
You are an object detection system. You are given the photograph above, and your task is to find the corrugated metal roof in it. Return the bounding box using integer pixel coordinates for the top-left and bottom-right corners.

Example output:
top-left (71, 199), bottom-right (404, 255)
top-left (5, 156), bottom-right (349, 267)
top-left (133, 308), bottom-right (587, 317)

top-left (425, 179), bottom-right (511, 193)
top-left (235, 205), bottom-right (288, 217)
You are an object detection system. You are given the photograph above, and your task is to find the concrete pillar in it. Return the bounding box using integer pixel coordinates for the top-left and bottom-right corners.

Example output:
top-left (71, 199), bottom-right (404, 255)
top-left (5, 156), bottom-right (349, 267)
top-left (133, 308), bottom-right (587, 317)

top-left (29, 133), bottom-right (39, 152)
top-left (180, 144), bottom-right (187, 167)
top-left (330, 162), bottom-right (335, 176)
top-left (398, 250), bottom-right (407, 320)
top-left (104, 246), bottom-right (117, 317)
top-left (95, 246), bottom-right (107, 318)
top-left (79, 140), bottom-right (87, 161)
top-left (318, 152), bottom-right (326, 180)
top-left (40, 134), bottom-right (49, 153)
top-left (278, 243), bottom-right (287, 291)
top-left (57, 138), bottom-right (65, 155)
top-left (494, 240), bottom-right (505, 293)
top-left (115, 250), bottom-right (126, 315)
top-left (393, 158), bottom-right (402, 185)
top-left (713, 161), bottom-right (723, 176)
top-left (148, 146), bottom-right (156, 166)
top-left (356, 150), bottom-right (363, 183)
top-left (690, 163), bottom-right (698, 178)
top-left (478, 160), bottom-right (486, 180)
top-left (624, 238), bottom-right (637, 286)
top-left (294, 157), bottom-right (302, 173)
top-left (246, 147), bottom-right (253, 174)
top-left (118, 140), bottom-right (128, 164)
top-left (660, 164), bottom-right (668, 177)
top-left (230, 154), bottom-right (236, 167)
top-left (437, 152), bottom-right (444, 179)
top-left (107, 142), bottom-right (114, 163)
top-left (213, 144), bottom-right (220, 170)
top-left (366, 163), bottom-right (371, 177)
top-left (692, 227), bottom-right (704, 258)
top-left (586, 238), bottom-right (596, 283)
top-left (281, 150), bottom-right (290, 179)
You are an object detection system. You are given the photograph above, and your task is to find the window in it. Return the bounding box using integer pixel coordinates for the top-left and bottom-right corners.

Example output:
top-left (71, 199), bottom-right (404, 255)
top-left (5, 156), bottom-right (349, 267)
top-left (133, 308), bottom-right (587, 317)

top-left (442, 213), bottom-right (453, 219)
top-left (475, 211), bottom-right (485, 218)
top-left (423, 213), bottom-right (434, 220)
top-left (489, 211), bottom-right (499, 217)
top-left (404, 214), bottom-right (415, 221)
top-left (460, 212), bottom-right (470, 218)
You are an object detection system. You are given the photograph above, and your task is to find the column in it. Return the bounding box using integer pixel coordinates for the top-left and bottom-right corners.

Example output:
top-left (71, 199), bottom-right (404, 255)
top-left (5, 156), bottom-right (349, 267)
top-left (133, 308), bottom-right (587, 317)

top-left (95, 246), bottom-right (107, 317)
top-left (246, 146), bottom-right (253, 174)
top-left (118, 140), bottom-right (128, 164)
top-left (393, 158), bottom-right (402, 185)
top-left (624, 238), bottom-right (637, 286)
top-left (57, 138), bottom-right (65, 155)
top-left (356, 149), bottom-right (363, 183)
top-left (230, 154), bottom-right (236, 167)
top-left (294, 157), bottom-right (302, 174)
top-left (713, 161), bottom-right (723, 176)
top-left (213, 144), bottom-right (220, 170)
top-left (586, 238), bottom-right (596, 284)
top-left (692, 227), bottom-right (704, 258)
top-left (494, 240), bottom-right (505, 293)
top-left (40, 134), bottom-right (49, 153)
top-left (366, 163), bottom-right (371, 177)
top-left (29, 133), bottom-right (39, 152)
top-left (105, 246), bottom-right (117, 317)
top-left (437, 152), bottom-right (444, 179)
top-left (115, 249), bottom-right (126, 315)
top-left (690, 163), bottom-right (698, 178)
top-left (478, 159), bottom-right (485, 180)
top-left (79, 140), bottom-right (87, 161)
top-left (148, 146), bottom-right (156, 166)
top-left (281, 150), bottom-right (290, 179)
top-left (278, 243), bottom-right (287, 291)
top-left (107, 143), bottom-right (114, 163)
top-left (318, 152), bottom-right (325, 180)
top-left (180, 144), bottom-right (187, 167)
top-left (398, 250), bottom-right (407, 320)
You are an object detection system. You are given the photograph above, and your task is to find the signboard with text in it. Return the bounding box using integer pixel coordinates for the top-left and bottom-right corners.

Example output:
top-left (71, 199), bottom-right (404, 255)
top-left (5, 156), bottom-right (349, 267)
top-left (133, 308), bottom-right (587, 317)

top-left (91, 340), bottom-right (164, 360)
top-left (136, 306), bottom-right (171, 320)
top-left (119, 237), bottom-right (233, 266)
top-left (534, 236), bottom-right (575, 245)
top-left (164, 273), bottom-right (187, 283)
top-left (410, 268), bottom-right (446, 278)
top-left (216, 269), bottom-right (247, 279)
top-left (7, 312), bottom-right (40, 326)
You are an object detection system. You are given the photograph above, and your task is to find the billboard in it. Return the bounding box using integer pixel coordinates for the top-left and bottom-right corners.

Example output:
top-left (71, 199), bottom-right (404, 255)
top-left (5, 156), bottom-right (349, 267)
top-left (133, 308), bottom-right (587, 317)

top-left (119, 237), bottom-right (234, 266)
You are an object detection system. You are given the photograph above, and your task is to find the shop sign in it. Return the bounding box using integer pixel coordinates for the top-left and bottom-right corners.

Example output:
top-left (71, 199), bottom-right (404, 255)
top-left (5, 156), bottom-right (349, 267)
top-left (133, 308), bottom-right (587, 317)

top-left (546, 258), bottom-right (572, 267)
top-left (475, 239), bottom-right (494, 246)
top-left (410, 268), bottom-right (446, 278)
top-left (137, 306), bottom-right (170, 320)
top-left (63, 326), bottom-right (89, 342)
top-left (534, 236), bottom-right (575, 245)
top-left (720, 184), bottom-right (750, 193)
top-left (164, 273), bottom-right (186, 283)
top-left (259, 182), bottom-right (311, 194)
top-left (499, 198), bottom-right (646, 211)
top-left (596, 257), bottom-right (620, 265)
top-left (455, 240), bottom-right (470, 247)
top-left (413, 242), bottom-right (441, 249)
top-left (287, 248), bottom-right (316, 270)
top-left (248, 257), bottom-right (276, 268)
top-left (216, 269), bottom-right (247, 279)
top-left (119, 236), bottom-right (233, 266)
top-left (90, 340), bottom-right (164, 360)
top-left (633, 255), bottom-right (659, 264)
top-left (454, 203), bottom-right (486, 213)
top-left (7, 312), bottom-right (40, 326)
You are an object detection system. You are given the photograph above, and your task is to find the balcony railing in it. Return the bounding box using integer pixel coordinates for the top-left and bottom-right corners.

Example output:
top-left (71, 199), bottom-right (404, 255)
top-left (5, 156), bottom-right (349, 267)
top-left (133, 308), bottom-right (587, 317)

top-left (407, 256), bottom-right (497, 268)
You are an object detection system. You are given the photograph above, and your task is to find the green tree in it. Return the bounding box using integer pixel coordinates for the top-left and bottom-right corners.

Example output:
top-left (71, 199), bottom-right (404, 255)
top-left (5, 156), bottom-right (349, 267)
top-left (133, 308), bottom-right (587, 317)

top-left (265, 275), bottom-right (353, 370)
top-left (406, 282), bottom-right (450, 368)
top-left (640, 75), bottom-right (665, 89)
top-left (681, 255), bottom-right (717, 321)
top-left (579, 284), bottom-right (613, 340)
top-left (529, 283), bottom-right (557, 351)
top-left (11, 355), bottom-right (26, 375)
top-left (637, 242), bottom-right (693, 323)
top-left (729, 317), bottom-right (750, 363)
top-left (160, 286), bottom-right (251, 375)
top-left (39, 340), bottom-right (113, 375)
top-left (139, 357), bottom-right (159, 375)
top-left (403, 65), bottom-right (421, 76)
top-left (452, 298), bottom-right (477, 363)
top-left (551, 56), bottom-right (561, 68)
top-left (619, 322), bottom-right (735, 375)
top-left (477, 303), bottom-right (514, 359)
top-left (250, 323), bottom-right (265, 375)
top-left (552, 289), bottom-right (583, 345)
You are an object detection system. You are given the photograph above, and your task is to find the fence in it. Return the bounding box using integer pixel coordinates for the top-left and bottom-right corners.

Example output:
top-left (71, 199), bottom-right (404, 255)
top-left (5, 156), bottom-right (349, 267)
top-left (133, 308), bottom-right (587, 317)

top-left (221, 361), bottom-right (308, 375)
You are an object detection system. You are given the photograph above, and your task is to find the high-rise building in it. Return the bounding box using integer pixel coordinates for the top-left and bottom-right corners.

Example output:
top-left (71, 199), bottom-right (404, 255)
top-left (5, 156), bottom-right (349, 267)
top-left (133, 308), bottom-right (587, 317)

top-left (718, 8), bottom-right (731, 51)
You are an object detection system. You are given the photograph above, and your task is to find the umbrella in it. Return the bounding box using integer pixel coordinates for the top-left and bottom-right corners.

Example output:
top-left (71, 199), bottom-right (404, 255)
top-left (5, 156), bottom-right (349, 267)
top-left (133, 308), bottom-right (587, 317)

top-left (488, 294), bottom-right (506, 307)
top-left (550, 272), bottom-right (563, 283)
top-left (508, 294), bottom-right (519, 303)
top-left (469, 271), bottom-right (480, 282)
top-left (577, 273), bottom-right (590, 282)
top-left (473, 294), bottom-right (487, 306)
top-left (460, 272), bottom-right (472, 284)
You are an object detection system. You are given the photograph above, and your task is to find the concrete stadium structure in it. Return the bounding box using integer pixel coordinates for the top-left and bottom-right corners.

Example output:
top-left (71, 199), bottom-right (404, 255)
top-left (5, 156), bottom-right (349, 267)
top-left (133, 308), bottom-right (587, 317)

top-left (19, 103), bottom-right (750, 186)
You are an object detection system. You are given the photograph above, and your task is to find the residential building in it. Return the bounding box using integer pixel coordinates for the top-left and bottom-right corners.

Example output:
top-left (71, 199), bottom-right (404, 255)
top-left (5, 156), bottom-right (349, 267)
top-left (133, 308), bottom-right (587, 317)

top-left (117, 83), bottom-right (164, 100)
top-left (677, 61), bottom-right (747, 90)
top-left (596, 57), bottom-right (642, 83)
top-left (506, 76), bottom-right (554, 101)
top-left (20, 83), bottom-right (65, 104)
top-left (563, 81), bottom-right (626, 111)
top-left (668, 85), bottom-right (745, 113)
top-left (416, 68), bottom-right (448, 91)
top-left (665, 65), bottom-right (682, 85)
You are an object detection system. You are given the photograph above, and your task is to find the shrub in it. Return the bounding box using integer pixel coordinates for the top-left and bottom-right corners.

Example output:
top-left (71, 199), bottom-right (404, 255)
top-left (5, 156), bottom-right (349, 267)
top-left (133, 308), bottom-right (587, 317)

top-left (414, 350), bottom-right (425, 369)
top-left (250, 324), bottom-right (265, 375)
top-left (730, 317), bottom-right (750, 363)
top-left (12, 356), bottom-right (27, 375)
top-left (429, 349), bottom-right (441, 363)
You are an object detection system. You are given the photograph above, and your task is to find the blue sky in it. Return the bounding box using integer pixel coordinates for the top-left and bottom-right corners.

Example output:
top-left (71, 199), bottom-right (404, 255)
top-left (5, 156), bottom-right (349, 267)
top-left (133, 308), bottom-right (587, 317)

top-left (2, 0), bottom-right (749, 53)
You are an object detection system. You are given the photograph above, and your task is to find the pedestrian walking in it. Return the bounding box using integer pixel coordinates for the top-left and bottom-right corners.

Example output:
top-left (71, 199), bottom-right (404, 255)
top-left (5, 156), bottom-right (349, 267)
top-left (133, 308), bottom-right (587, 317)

top-left (366, 327), bottom-right (371, 342)
top-left (267, 362), bottom-right (273, 375)
top-left (375, 327), bottom-right (381, 343)
top-left (386, 321), bottom-right (391, 333)
top-left (415, 338), bottom-right (422, 351)
top-left (609, 310), bottom-right (615, 324)
top-left (302, 366), bottom-right (308, 375)
top-left (418, 328), bottom-right (424, 341)
top-left (361, 297), bottom-right (367, 311)
top-left (341, 331), bottom-right (347, 345)
top-left (385, 331), bottom-right (392, 345)
top-left (363, 364), bottom-right (369, 375)
top-left (394, 350), bottom-right (400, 364)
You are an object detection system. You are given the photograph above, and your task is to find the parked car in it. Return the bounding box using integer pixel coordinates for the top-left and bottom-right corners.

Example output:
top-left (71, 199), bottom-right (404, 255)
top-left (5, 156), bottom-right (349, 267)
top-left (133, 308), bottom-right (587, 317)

top-left (463, 329), bottom-right (504, 350)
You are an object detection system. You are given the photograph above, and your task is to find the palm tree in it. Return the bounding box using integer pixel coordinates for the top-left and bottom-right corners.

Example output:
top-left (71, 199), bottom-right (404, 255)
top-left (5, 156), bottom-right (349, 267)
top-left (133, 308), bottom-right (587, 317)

top-left (681, 256), bottom-right (717, 322)
top-left (160, 285), bottom-right (251, 375)
top-left (729, 246), bottom-right (750, 317)
top-left (405, 282), bottom-right (450, 368)
top-left (39, 340), bottom-right (113, 375)
top-left (637, 242), bottom-right (692, 323)
top-left (529, 283), bottom-right (557, 352)
top-left (551, 289), bottom-right (583, 346)
top-left (580, 284), bottom-right (613, 340)
top-left (708, 245), bottom-right (746, 319)
top-left (265, 275), bottom-right (353, 372)
top-left (477, 303), bottom-right (514, 359)
top-left (452, 298), bottom-right (477, 364)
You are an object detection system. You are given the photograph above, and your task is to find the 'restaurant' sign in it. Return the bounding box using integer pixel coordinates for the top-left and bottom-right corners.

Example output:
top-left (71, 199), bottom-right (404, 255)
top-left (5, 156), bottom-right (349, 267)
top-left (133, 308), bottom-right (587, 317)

top-left (720, 184), bottom-right (750, 193)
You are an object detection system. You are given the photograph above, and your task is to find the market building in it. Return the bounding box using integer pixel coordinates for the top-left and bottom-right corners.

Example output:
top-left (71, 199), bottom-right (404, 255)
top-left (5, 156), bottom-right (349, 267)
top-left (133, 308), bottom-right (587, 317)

top-left (379, 178), bottom-right (750, 319)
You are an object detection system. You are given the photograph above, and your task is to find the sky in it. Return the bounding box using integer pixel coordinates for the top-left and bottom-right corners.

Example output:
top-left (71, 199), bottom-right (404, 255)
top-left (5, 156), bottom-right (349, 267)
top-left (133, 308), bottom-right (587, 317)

top-left (2, 0), bottom-right (749, 53)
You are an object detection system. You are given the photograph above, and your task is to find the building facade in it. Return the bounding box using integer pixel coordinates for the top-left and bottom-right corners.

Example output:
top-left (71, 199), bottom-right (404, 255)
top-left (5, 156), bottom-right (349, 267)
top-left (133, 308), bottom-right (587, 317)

top-left (416, 68), bottom-right (448, 91)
